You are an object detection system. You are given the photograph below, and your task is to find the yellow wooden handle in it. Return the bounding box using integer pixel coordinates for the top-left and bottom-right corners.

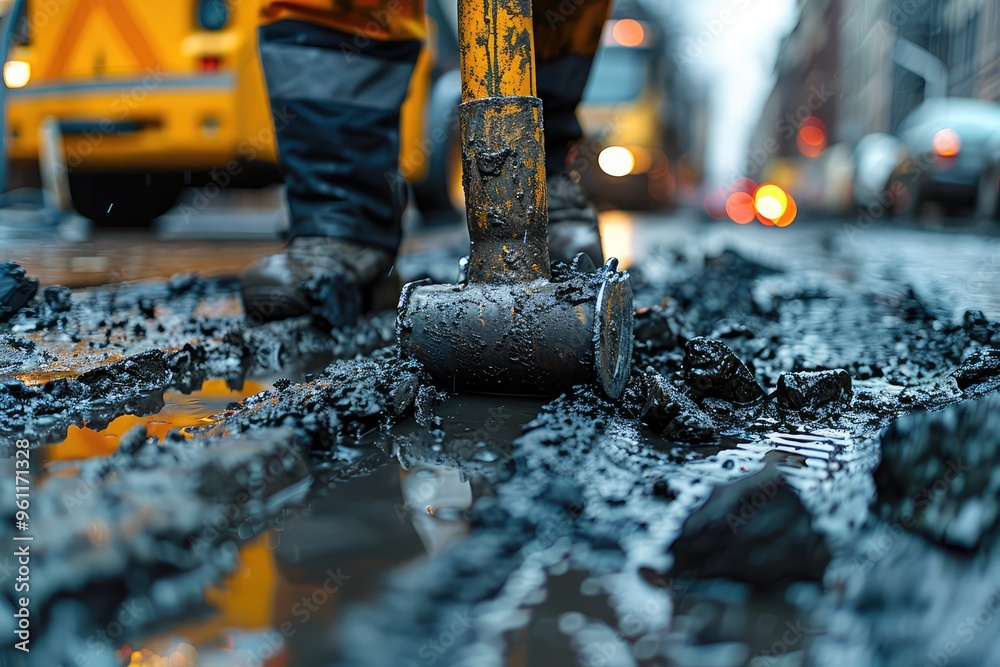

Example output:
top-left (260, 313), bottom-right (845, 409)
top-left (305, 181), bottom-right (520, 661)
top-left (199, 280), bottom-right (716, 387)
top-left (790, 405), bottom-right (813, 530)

top-left (458, 0), bottom-right (538, 102)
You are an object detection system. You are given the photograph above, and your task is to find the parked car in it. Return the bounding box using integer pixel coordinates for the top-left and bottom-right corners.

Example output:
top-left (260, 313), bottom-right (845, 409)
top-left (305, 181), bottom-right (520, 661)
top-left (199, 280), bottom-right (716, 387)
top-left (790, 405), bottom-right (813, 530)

top-left (851, 132), bottom-right (911, 213)
top-left (890, 98), bottom-right (1000, 216)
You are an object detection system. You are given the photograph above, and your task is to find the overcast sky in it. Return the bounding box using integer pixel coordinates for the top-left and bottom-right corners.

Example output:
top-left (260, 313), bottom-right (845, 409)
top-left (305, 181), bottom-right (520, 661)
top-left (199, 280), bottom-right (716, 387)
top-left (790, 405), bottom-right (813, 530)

top-left (645, 0), bottom-right (799, 182)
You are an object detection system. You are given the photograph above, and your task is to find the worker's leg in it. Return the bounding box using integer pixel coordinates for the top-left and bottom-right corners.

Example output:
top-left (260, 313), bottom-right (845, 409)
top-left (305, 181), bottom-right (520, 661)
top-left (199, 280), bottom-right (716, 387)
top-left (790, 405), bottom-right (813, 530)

top-left (244, 1), bottom-right (425, 326)
top-left (533, 0), bottom-right (613, 174)
top-left (532, 0), bottom-right (614, 266)
top-left (259, 1), bottom-right (426, 249)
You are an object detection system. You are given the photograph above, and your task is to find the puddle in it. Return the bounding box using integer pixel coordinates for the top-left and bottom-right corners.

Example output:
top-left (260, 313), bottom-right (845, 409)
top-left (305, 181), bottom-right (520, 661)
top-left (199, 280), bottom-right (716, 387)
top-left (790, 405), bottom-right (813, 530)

top-left (737, 430), bottom-right (853, 478)
top-left (12, 369), bottom-right (86, 385)
top-left (121, 393), bottom-right (546, 665)
top-left (260, 417), bottom-right (845, 667)
top-left (42, 378), bottom-right (273, 478)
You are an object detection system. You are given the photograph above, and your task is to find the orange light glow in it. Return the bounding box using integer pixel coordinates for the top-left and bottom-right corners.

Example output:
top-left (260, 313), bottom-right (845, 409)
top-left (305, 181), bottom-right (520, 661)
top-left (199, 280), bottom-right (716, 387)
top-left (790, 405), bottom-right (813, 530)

top-left (774, 193), bottom-right (797, 227)
top-left (797, 126), bottom-right (826, 158)
top-left (756, 211), bottom-right (776, 226)
top-left (932, 128), bottom-right (961, 157)
top-left (612, 19), bottom-right (646, 47)
top-left (800, 116), bottom-right (826, 132)
top-left (753, 183), bottom-right (788, 221)
top-left (598, 211), bottom-right (633, 269)
top-left (726, 191), bottom-right (756, 224)
top-left (47, 379), bottom-right (269, 463)
top-left (796, 116), bottom-right (827, 158)
top-left (125, 643), bottom-right (197, 667)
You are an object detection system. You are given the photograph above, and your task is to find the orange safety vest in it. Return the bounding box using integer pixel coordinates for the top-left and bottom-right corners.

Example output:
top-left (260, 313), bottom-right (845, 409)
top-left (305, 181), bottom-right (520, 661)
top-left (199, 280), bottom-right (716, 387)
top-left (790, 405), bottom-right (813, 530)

top-left (259, 0), bottom-right (428, 42)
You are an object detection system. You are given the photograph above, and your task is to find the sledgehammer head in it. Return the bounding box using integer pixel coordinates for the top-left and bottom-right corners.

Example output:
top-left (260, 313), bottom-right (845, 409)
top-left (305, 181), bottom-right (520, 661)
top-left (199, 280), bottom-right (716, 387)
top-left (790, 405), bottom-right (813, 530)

top-left (397, 258), bottom-right (633, 399)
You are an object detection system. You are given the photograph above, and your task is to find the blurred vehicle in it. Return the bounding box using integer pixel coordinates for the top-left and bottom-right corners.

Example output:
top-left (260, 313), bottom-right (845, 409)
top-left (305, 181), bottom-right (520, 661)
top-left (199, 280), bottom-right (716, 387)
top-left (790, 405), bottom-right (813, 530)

top-left (577, 11), bottom-right (673, 211)
top-left (411, 3), bottom-right (682, 216)
top-left (887, 98), bottom-right (1000, 216)
top-left (2, 0), bottom-right (277, 224)
top-left (1, 0), bottom-right (432, 226)
top-left (407, 0), bottom-right (463, 218)
top-left (850, 132), bottom-right (911, 212)
top-left (2, 0), bottom-right (680, 225)
top-left (977, 129), bottom-right (1000, 221)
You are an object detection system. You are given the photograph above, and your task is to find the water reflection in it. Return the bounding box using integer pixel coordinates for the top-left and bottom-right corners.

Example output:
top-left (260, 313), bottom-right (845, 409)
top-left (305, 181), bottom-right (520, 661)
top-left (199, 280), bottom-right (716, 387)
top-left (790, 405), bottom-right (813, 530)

top-left (401, 465), bottom-right (474, 556)
top-left (136, 393), bottom-right (543, 666)
top-left (42, 379), bottom-right (272, 479)
top-left (598, 211), bottom-right (636, 269)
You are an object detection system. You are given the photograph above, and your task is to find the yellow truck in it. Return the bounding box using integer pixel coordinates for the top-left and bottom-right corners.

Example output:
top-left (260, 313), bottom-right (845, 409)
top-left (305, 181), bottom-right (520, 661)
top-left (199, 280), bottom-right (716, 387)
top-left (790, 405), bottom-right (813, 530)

top-left (1, 0), bottom-right (430, 225)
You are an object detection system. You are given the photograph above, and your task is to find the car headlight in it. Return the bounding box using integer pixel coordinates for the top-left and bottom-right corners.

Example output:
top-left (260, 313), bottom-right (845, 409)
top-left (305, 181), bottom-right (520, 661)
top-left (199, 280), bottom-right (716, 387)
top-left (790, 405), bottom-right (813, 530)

top-left (598, 146), bottom-right (636, 177)
top-left (932, 128), bottom-right (961, 158)
top-left (198, 0), bottom-right (230, 31)
top-left (3, 61), bottom-right (31, 89)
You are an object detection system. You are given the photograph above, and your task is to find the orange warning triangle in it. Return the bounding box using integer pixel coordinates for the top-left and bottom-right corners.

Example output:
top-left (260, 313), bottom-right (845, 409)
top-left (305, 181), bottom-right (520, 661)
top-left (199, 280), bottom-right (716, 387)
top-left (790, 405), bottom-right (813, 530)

top-left (46, 0), bottom-right (160, 78)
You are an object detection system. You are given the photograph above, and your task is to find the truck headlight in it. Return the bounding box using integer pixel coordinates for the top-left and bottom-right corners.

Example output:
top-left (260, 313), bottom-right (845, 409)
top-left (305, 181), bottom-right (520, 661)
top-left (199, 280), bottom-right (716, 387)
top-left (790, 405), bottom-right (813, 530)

top-left (598, 146), bottom-right (636, 177)
top-left (3, 61), bottom-right (31, 89)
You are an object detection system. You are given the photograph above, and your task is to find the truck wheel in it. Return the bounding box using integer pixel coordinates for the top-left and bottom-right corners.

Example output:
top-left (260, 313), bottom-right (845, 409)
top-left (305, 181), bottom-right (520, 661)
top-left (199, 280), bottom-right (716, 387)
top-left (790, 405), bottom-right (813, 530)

top-left (69, 171), bottom-right (184, 227)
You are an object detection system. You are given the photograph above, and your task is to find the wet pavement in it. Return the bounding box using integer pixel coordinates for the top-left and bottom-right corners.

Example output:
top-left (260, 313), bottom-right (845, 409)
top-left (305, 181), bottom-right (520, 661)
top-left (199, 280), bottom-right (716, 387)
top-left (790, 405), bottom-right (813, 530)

top-left (1, 210), bottom-right (999, 667)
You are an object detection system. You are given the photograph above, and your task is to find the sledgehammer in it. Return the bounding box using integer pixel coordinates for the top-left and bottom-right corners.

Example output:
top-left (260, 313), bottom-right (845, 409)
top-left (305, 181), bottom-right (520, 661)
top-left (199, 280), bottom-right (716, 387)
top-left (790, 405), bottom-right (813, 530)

top-left (396, 0), bottom-right (634, 399)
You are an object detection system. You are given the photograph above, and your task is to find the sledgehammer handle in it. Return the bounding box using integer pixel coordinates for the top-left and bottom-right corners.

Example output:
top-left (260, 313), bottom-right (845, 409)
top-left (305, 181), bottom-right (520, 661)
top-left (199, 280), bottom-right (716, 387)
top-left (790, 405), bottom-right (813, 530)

top-left (458, 0), bottom-right (551, 283)
top-left (459, 0), bottom-right (537, 102)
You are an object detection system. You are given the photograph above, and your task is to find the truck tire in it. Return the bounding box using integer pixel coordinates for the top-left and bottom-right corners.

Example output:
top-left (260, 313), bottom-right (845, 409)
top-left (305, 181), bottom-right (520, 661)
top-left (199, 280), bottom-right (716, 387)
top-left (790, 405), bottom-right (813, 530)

top-left (69, 171), bottom-right (184, 227)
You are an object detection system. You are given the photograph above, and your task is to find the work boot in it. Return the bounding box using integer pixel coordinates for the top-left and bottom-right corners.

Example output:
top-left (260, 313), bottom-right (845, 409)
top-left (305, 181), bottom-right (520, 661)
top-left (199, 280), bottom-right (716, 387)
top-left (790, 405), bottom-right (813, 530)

top-left (546, 171), bottom-right (604, 267)
top-left (241, 237), bottom-right (393, 328)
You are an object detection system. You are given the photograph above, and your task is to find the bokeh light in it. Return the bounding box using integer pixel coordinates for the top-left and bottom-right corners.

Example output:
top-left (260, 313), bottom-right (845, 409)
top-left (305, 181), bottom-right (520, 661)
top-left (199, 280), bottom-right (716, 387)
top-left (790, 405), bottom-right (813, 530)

top-left (726, 191), bottom-right (756, 224)
top-left (932, 128), bottom-right (961, 157)
top-left (3, 60), bottom-right (31, 88)
top-left (753, 183), bottom-right (788, 220)
top-left (756, 210), bottom-right (776, 226)
top-left (612, 19), bottom-right (646, 47)
top-left (598, 146), bottom-right (636, 177)
top-left (730, 177), bottom-right (758, 194)
top-left (598, 211), bottom-right (634, 269)
top-left (796, 116), bottom-right (826, 158)
top-left (774, 193), bottom-right (797, 226)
